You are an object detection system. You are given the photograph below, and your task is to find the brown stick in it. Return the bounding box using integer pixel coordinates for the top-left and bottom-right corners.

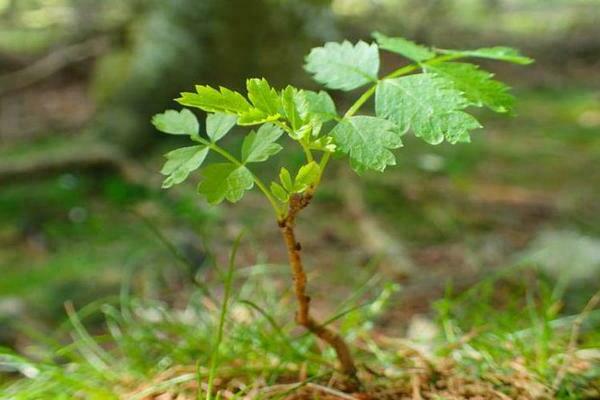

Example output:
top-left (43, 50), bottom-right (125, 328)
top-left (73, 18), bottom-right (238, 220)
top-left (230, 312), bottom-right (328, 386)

top-left (278, 193), bottom-right (357, 377)
top-left (0, 141), bottom-right (149, 186)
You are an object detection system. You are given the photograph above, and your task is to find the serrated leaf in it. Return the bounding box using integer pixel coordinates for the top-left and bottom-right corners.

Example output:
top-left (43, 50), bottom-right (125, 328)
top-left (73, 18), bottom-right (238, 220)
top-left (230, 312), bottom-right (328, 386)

top-left (304, 40), bottom-right (379, 91)
top-left (439, 46), bottom-right (533, 65)
top-left (197, 163), bottom-right (254, 204)
top-left (177, 85), bottom-right (251, 114)
top-left (237, 108), bottom-right (280, 126)
top-left (300, 90), bottom-right (337, 123)
top-left (247, 78), bottom-right (282, 116)
top-left (281, 86), bottom-right (305, 131)
top-left (206, 112), bottom-right (238, 142)
top-left (241, 123), bottom-right (284, 163)
top-left (270, 182), bottom-right (289, 202)
top-left (152, 109), bottom-right (199, 136)
top-left (376, 74), bottom-right (481, 145)
top-left (426, 62), bottom-right (514, 113)
top-left (160, 145), bottom-right (209, 188)
top-left (294, 161), bottom-right (321, 192)
top-left (237, 78), bottom-right (282, 124)
top-left (330, 116), bottom-right (402, 173)
top-left (372, 32), bottom-right (434, 62)
top-left (279, 168), bottom-right (293, 191)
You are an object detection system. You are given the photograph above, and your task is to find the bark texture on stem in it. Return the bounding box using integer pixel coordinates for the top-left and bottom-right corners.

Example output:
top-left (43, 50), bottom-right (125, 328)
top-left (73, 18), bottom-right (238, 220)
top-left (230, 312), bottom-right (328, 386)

top-left (278, 193), bottom-right (357, 377)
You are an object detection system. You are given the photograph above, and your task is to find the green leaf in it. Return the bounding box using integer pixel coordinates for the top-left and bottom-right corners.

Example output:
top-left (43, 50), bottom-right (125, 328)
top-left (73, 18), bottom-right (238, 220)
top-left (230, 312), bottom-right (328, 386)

top-left (206, 112), bottom-right (238, 142)
top-left (241, 123), bottom-right (284, 163)
top-left (330, 116), bottom-right (402, 173)
top-left (294, 161), bottom-right (321, 192)
top-left (160, 145), bottom-right (209, 188)
top-left (372, 32), bottom-right (434, 62)
top-left (279, 167), bottom-right (293, 191)
top-left (304, 40), bottom-right (379, 91)
top-left (376, 74), bottom-right (481, 145)
top-left (426, 62), bottom-right (514, 113)
top-left (270, 182), bottom-right (289, 203)
top-left (439, 46), bottom-right (534, 65)
top-left (237, 108), bottom-right (280, 126)
top-left (177, 85), bottom-right (251, 114)
top-left (300, 90), bottom-right (337, 123)
top-left (289, 124), bottom-right (313, 141)
top-left (308, 136), bottom-right (336, 153)
top-left (197, 163), bottom-right (254, 204)
top-left (281, 86), bottom-right (305, 131)
top-left (152, 109), bottom-right (199, 136)
top-left (246, 78), bottom-right (282, 116)
top-left (237, 78), bottom-right (283, 126)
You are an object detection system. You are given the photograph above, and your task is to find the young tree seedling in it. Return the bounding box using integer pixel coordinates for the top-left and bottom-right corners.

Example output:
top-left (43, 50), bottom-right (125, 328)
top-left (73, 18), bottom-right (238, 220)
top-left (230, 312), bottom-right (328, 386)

top-left (152, 32), bottom-right (532, 378)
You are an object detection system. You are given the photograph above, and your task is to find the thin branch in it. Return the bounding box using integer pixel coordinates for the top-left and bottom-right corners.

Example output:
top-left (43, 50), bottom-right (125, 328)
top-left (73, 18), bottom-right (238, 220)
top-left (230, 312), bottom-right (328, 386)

top-left (0, 141), bottom-right (148, 186)
top-left (552, 290), bottom-right (600, 392)
top-left (0, 37), bottom-right (109, 95)
top-left (306, 383), bottom-right (358, 400)
top-left (278, 193), bottom-right (358, 379)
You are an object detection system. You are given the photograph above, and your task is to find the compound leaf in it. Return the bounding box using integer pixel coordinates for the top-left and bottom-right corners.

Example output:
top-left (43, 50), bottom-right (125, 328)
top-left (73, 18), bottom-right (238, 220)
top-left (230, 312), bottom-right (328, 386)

top-left (376, 74), bottom-right (481, 145)
top-left (439, 46), bottom-right (534, 65)
top-left (177, 85), bottom-right (251, 114)
top-left (206, 112), bottom-right (238, 142)
top-left (304, 40), bottom-right (379, 91)
top-left (426, 62), bottom-right (514, 113)
top-left (197, 163), bottom-right (254, 204)
top-left (372, 32), bottom-right (434, 62)
top-left (330, 116), bottom-right (402, 173)
top-left (160, 145), bottom-right (209, 188)
top-left (241, 123), bottom-right (284, 163)
top-left (152, 109), bottom-right (199, 137)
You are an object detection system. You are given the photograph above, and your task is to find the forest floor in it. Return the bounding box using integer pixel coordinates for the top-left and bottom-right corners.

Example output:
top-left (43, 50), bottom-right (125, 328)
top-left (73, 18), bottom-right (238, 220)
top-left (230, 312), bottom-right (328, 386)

top-left (1, 87), bottom-right (599, 398)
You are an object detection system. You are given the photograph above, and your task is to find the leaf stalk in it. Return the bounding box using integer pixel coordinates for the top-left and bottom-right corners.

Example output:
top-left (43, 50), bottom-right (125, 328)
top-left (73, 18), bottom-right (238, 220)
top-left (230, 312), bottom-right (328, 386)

top-left (196, 137), bottom-right (284, 217)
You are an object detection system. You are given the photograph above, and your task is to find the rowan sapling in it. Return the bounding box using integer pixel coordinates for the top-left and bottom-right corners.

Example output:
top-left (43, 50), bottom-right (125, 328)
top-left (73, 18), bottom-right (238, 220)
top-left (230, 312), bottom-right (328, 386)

top-left (153, 32), bottom-right (532, 376)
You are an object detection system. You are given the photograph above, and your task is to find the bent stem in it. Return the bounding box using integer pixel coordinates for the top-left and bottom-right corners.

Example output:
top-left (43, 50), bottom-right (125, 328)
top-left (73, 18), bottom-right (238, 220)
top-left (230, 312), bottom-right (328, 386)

top-left (278, 193), bottom-right (357, 378)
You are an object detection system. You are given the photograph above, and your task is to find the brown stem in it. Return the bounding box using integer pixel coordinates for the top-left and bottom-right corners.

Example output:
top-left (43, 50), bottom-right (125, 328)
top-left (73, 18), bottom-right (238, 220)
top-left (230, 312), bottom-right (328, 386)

top-left (278, 193), bottom-right (357, 377)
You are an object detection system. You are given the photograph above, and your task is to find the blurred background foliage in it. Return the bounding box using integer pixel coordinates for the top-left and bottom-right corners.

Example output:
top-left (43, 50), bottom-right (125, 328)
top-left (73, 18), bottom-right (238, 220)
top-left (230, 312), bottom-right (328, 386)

top-left (0, 0), bottom-right (599, 354)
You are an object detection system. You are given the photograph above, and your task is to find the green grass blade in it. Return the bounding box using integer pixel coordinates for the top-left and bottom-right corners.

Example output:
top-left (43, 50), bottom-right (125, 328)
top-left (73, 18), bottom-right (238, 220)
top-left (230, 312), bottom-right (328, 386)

top-left (204, 232), bottom-right (244, 400)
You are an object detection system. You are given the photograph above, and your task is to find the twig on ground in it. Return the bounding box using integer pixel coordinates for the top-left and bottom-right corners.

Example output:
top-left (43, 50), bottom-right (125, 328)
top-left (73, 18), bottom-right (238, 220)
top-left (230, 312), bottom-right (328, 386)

top-left (410, 375), bottom-right (423, 400)
top-left (0, 140), bottom-right (150, 186)
top-left (307, 383), bottom-right (359, 399)
top-left (552, 290), bottom-right (600, 392)
top-left (0, 37), bottom-right (109, 95)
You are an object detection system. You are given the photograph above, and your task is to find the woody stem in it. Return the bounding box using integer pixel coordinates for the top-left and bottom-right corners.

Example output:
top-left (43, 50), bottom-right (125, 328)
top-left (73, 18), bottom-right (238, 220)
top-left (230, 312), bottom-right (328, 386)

top-left (278, 193), bottom-right (357, 377)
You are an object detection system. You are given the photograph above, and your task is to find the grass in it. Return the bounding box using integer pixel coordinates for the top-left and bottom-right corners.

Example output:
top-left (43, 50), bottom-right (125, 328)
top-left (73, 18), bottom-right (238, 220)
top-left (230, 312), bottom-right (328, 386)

top-left (1, 257), bottom-right (598, 399)
top-left (205, 232), bottom-right (243, 400)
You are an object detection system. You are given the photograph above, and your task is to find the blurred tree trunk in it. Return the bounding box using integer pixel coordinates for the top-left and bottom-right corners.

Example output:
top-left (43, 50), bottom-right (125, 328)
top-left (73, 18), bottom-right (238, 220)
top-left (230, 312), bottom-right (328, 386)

top-left (94, 0), bottom-right (336, 151)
